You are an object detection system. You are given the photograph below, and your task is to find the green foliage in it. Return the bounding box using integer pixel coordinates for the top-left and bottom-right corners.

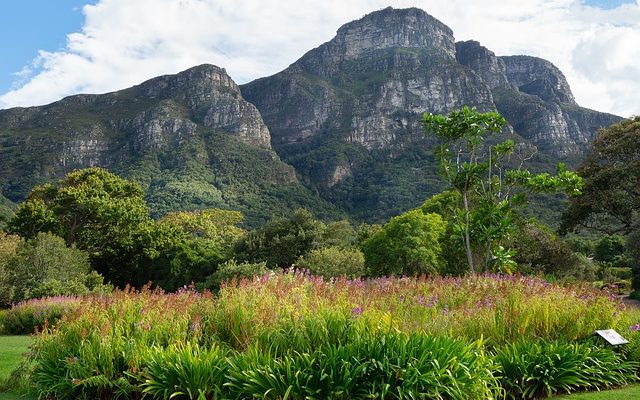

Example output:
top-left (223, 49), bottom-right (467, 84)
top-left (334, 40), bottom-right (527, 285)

top-left (561, 116), bottom-right (640, 235)
top-left (510, 221), bottom-right (597, 280)
top-left (6, 168), bottom-right (156, 287)
top-left (198, 259), bottom-right (269, 291)
top-left (560, 117), bottom-right (640, 287)
top-left (0, 233), bottom-right (21, 308)
top-left (159, 208), bottom-right (245, 256)
top-left (225, 334), bottom-right (499, 400)
top-left (296, 246), bottom-right (365, 279)
top-left (594, 235), bottom-right (627, 264)
top-left (2, 233), bottom-right (109, 304)
top-left (495, 339), bottom-right (638, 399)
top-left (423, 106), bottom-right (583, 273)
top-left (363, 209), bottom-right (446, 276)
top-left (0, 194), bottom-right (15, 230)
top-left (233, 209), bottom-right (325, 268)
top-left (20, 273), bottom-right (634, 400)
top-left (139, 342), bottom-right (228, 400)
top-left (420, 191), bottom-right (468, 275)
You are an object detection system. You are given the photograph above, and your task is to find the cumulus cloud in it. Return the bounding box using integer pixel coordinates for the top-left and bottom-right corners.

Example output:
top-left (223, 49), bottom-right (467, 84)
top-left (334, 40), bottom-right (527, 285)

top-left (0, 0), bottom-right (638, 117)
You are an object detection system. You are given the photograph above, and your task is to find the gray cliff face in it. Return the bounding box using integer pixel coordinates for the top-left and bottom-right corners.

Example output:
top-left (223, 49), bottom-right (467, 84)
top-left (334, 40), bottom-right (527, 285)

top-left (297, 7), bottom-right (456, 78)
top-left (455, 41), bottom-right (511, 90)
top-left (454, 41), bottom-right (620, 157)
top-left (501, 56), bottom-right (576, 104)
top-left (243, 7), bottom-right (493, 155)
top-left (241, 7), bottom-right (621, 221)
top-left (136, 64), bottom-right (271, 148)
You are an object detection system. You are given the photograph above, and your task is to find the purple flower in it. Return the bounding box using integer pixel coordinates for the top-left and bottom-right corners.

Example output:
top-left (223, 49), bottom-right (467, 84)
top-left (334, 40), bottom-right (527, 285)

top-left (631, 324), bottom-right (640, 332)
top-left (351, 305), bottom-right (363, 318)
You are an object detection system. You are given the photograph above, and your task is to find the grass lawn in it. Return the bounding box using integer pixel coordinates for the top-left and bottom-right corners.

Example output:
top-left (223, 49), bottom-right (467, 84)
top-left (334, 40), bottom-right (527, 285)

top-left (556, 384), bottom-right (640, 399)
top-left (0, 336), bottom-right (34, 400)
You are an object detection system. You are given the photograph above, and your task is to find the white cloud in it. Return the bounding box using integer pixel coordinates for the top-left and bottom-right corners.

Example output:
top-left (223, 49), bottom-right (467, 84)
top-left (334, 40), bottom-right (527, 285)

top-left (0, 0), bottom-right (639, 117)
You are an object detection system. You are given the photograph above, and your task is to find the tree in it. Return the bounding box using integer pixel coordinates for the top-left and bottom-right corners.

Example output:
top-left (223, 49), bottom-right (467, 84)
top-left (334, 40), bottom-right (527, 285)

top-left (3, 232), bottom-right (109, 303)
top-left (423, 106), bottom-right (583, 273)
top-left (8, 167), bottom-right (150, 251)
top-left (560, 117), bottom-right (640, 287)
top-left (7, 168), bottom-right (157, 286)
top-left (297, 246), bottom-right (365, 279)
top-left (363, 209), bottom-right (446, 277)
top-left (560, 117), bottom-right (640, 235)
top-left (233, 209), bottom-right (325, 268)
top-left (0, 232), bottom-right (21, 307)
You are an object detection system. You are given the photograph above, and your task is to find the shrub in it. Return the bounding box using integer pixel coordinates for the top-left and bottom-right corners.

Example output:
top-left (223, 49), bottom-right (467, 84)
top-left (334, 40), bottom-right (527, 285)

top-left (0, 296), bottom-right (81, 334)
top-left (296, 246), bottom-right (365, 279)
top-left (363, 210), bottom-right (446, 276)
top-left (198, 259), bottom-right (269, 291)
top-left (3, 232), bottom-right (110, 303)
top-left (225, 334), bottom-right (500, 400)
top-left (495, 339), bottom-right (638, 399)
top-left (511, 221), bottom-right (596, 280)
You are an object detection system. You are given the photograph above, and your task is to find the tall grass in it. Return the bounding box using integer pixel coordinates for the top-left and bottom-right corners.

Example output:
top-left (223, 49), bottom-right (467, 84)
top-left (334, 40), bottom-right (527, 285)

top-left (20, 272), bottom-right (637, 399)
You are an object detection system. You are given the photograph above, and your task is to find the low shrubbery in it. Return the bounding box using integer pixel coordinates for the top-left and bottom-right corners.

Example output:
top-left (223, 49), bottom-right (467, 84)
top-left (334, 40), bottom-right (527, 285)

top-left (0, 296), bottom-right (82, 335)
top-left (9, 272), bottom-right (640, 399)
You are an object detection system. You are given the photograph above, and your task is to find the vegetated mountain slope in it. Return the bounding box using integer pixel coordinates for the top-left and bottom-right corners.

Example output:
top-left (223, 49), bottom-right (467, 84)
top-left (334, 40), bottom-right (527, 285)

top-left (241, 6), bottom-right (621, 222)
top-left (0, 65), bottom-right (341, 225)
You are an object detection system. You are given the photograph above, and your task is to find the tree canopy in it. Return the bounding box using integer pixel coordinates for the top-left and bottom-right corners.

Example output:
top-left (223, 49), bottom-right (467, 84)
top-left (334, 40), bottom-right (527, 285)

top-left (561, 116), bottom-right (640, 235)
top-left (363, 209), bottom-right (446, 277)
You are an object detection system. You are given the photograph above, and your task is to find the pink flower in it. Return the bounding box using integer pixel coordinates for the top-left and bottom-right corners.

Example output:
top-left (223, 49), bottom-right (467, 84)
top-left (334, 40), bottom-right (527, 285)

top-left (351, 305), bottom-right (363, 317)
top-left (631, 324), bottom-right (640, 332)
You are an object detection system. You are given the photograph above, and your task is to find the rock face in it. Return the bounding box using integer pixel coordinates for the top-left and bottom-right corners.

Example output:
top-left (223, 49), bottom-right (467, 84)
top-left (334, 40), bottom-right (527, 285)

top-left (242, 7), bottom-right (620, 221)
top-left (0, 65), bottom-right (339, 224)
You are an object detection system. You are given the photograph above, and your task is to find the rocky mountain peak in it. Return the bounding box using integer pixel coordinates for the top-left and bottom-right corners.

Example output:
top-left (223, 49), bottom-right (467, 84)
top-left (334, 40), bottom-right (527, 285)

top-left (501, 55), bottom-right (576, 104)
top-left (333, 7), bottom-right (456, 60)
top-left (137, 64), bottom-right (240, 103)
top-left (293, 7), bottom-right (457, 78)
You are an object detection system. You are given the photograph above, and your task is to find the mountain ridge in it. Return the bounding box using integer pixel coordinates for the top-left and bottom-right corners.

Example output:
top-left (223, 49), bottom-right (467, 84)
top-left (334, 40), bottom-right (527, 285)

top-left (0, 6), bottom-right (622, 225)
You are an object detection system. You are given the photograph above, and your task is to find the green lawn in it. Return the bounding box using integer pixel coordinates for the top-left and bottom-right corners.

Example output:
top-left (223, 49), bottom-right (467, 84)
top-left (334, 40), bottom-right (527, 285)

top-left (556, 384), bottom-right (640, 399)
top-left (0, 336), bottom-right (34, 400)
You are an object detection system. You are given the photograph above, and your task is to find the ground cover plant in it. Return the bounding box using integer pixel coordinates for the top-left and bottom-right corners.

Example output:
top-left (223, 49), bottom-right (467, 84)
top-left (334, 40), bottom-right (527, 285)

top-left (4, 271), bottom-right (638, 399)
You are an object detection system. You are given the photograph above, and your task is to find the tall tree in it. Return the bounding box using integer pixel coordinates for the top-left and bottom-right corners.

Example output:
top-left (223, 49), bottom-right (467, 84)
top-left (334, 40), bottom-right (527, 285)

top-left (423, 106), bottom-right (583, 273)
top-left (7, 168), bottom-right (157, 286)
top-left (560, 117), bottom-right (640, 235)
top-left (560, 117), bottom-right (640, 287)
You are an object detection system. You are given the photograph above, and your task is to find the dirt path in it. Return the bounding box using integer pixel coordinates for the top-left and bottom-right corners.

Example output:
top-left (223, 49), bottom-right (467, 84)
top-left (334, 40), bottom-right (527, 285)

top-left (620, 295), bottom-right (640, 308)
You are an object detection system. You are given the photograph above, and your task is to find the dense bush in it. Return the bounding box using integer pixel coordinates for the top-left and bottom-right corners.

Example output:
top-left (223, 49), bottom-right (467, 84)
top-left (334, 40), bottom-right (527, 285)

top-left (233, 209), bottom-right (325, 268)
top-left (363, 210), bottom-right (446, 276)
top-left (296, 246), bottom-right (365, 279)
top-left (0, 232), bottom-right (21, 307)
top-left (510, 221), bottom-right (597, 280)
top-left (1, 232), bottom-right (111, 304)
top-left (197, 259), bottom-right (269, 291)
top-left (0, 296), bottom-right (81, 334)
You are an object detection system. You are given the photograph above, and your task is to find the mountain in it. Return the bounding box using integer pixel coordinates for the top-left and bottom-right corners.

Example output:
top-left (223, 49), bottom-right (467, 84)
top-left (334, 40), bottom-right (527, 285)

top-left (0, 65), bottom-right (341, 225)
top-left (0, 7), bottom-right (621, 226)
top-left (241, 7), bottom-right (621, 221)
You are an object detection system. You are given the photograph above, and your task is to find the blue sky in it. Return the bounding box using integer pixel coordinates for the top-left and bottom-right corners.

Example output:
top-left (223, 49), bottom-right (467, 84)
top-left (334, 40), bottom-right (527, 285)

top-left (0, 1), bottom-right (94, 93)
top-left (1, 0), bottom-right (639, 116)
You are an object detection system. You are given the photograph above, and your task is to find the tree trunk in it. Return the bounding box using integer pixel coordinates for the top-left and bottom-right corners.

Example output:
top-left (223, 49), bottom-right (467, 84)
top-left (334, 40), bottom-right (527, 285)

top-left (463, 192), bottom-right (475, 273)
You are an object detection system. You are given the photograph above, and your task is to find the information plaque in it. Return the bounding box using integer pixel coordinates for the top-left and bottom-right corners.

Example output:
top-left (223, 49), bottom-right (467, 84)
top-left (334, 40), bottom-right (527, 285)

top-left (594, 329), bottom-right (629, 345)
